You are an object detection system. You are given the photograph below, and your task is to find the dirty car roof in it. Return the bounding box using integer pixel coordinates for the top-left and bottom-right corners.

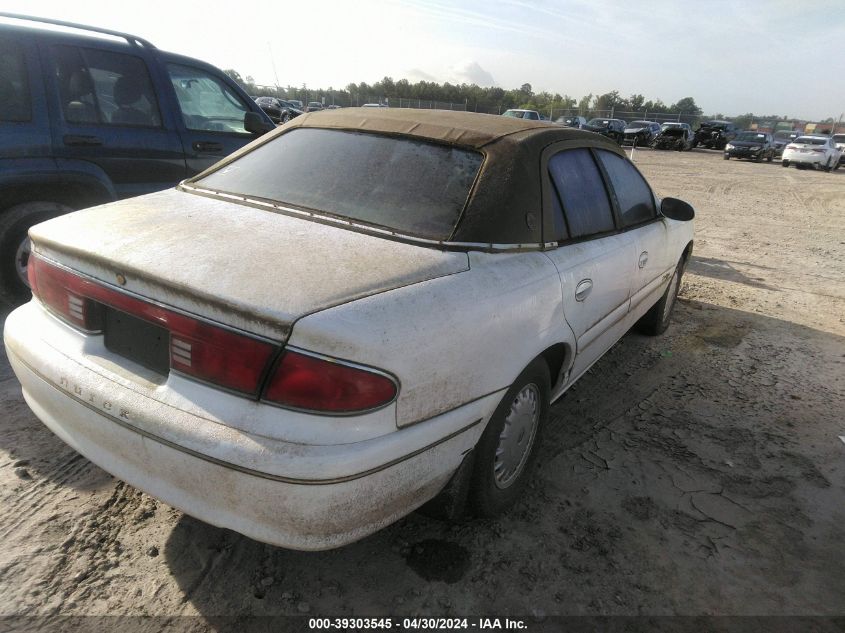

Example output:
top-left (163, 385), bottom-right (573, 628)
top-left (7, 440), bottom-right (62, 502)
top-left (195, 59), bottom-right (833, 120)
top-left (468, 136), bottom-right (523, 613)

top-left (190, 108), bottom-right (621, 246)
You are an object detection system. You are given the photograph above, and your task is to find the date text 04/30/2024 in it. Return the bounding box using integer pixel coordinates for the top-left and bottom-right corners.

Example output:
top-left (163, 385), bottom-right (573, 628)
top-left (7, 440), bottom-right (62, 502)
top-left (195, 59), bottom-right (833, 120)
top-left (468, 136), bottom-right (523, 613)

top-left (308, 618), bottom-right (528, 630)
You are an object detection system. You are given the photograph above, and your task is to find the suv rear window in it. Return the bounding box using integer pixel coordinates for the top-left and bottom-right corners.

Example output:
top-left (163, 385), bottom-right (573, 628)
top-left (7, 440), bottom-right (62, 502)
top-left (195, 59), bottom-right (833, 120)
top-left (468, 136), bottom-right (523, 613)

top-left (197, 128), bottom-right (483, 241)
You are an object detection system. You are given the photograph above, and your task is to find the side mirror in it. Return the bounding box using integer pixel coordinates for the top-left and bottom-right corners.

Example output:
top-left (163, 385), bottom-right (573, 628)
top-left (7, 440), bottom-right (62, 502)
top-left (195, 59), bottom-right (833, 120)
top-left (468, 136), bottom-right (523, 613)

top-left (244, 111), bottom-right (274, 135)
top-left (661, 197), bottom-right (695, 222)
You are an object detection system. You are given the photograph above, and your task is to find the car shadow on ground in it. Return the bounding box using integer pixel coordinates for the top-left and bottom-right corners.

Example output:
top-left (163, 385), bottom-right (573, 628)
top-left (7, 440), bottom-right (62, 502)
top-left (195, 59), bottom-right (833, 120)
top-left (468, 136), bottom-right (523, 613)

top-left (159, 297), bottom-right (844, 617)
top-left (686, 256), bottom-right (778, 291)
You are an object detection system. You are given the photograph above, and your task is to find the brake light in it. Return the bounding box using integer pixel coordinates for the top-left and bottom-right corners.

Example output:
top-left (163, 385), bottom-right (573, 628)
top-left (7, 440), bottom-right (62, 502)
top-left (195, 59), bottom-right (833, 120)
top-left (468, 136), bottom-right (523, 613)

top-left (264, 350), bottom-right (397, 413)
top-left (29, 255), bottom-right (277, 395)
top-left (29, 256), bottom-right (102, 331)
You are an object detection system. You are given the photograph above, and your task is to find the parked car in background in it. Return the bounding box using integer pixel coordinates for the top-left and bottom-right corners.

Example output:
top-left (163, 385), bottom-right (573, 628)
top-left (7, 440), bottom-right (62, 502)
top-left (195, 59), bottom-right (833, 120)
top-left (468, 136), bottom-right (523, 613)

top-left (724, 131), bottom-right (775, 162)
top-left (692, 120), bottom-right (738, 149)
top-left (502, 109), bottom-right (541, 120)
top-left (623, 121), bottom-right (661, 146)
top-left (652, 124), bottom-right (694, 151)
top-left (556, 115), bottom-right (588, 128)
top-left (781, 135), bottom-right (842, 171)
top-left (306, 102), bottom-right (324, 112)
top-left (773, 130), bottom-right (801, 157)
top-left (0, 12), bottom-right (274, 302)
top-left (254, 96), bottom-right (303, 124)
top-left (286, 99), bottom-right (304, 110)
top-left (833, 133), bottom-right (845, 165)
top-left (584, 118), bottom-right (627, 144)
top-left (362, 103), bottom-right (388, 108)
top-left (4, 108), bottom-right (694, 550)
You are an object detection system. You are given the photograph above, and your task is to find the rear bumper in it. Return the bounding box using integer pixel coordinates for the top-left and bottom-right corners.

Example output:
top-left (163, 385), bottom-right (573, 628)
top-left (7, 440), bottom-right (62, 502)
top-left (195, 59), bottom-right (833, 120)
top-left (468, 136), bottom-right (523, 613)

top-left (4, 303), bottom-right (495, 550)
top-left (781, 151), bottom-right (825, 165)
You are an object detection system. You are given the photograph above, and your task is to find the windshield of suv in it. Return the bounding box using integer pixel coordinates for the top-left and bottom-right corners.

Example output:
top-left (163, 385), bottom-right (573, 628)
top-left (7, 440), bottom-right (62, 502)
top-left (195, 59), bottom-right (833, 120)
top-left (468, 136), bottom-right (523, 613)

top-left (196, 128), bottom-right (483, 240)
top-left (587, 119), bottom-right (610, 127)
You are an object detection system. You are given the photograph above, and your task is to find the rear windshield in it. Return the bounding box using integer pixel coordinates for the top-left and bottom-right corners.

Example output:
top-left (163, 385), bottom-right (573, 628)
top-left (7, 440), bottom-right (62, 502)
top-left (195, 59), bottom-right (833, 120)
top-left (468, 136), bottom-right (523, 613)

top-left (833, 134), bottom-right (845, 143)
top-left (794, 137), bottom-right (826, 145)
top-left (736, 132), bottom-right (767, 141)
top-left (196, 128), bottom-right (483, 240)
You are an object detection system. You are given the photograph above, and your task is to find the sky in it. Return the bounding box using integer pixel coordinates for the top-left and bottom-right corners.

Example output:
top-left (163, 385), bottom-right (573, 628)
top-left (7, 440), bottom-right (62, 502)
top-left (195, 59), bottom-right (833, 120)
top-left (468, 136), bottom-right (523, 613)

top-left (3, 0), bottom-right (844, 120)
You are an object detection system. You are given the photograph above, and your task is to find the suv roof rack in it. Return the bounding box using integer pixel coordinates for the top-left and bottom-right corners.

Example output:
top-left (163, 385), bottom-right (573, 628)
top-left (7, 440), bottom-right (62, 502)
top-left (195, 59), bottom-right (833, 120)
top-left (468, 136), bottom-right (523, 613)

top-left (0, 12), bottom-right (156, 49)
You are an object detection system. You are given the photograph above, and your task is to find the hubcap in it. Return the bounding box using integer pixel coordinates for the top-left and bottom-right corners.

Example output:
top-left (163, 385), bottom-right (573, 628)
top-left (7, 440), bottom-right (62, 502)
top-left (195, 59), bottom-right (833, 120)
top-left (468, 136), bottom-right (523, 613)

top-left (663, 269), bottom-right (680, 322)
top-left (493, 383), bottom-right (540, 489)
top-left (15, 236), bottom-right (31, 288)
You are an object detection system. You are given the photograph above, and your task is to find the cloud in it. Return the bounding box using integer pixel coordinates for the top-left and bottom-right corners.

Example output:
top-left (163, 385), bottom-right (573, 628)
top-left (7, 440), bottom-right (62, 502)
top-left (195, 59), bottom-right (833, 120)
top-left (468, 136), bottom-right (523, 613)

top-left (450, 61), bottom-right (495, 86)
top-left (406, 68), bottom-right (438, 82)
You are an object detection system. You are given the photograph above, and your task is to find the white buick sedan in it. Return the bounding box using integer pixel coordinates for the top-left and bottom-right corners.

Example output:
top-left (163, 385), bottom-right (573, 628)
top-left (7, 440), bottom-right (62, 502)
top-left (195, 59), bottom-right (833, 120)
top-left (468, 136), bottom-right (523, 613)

top-left (4, 109), bottom-right (694, 550)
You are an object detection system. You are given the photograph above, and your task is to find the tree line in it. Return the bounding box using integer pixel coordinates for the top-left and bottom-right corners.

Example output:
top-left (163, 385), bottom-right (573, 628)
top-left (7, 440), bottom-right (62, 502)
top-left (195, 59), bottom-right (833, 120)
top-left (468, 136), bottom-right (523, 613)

top-left (225, 70), bottom-right (828, 127)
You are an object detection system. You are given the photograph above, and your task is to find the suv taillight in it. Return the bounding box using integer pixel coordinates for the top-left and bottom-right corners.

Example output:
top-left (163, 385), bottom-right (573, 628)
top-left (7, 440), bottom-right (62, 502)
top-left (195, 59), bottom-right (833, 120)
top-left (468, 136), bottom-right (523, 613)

top-left (264, 350), bottom-right (397, 413)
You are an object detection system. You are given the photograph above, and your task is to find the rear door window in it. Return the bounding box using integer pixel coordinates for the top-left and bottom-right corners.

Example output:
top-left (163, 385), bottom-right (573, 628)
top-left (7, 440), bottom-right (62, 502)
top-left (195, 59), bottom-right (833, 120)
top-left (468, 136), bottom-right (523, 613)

top-left (595, 150), bottom-right (656, 227)
top-left (52, 45), bottom-right (161, 127)
top-left (547, 149), bottom-right (615, 239)
top-left (0, 40), bottom-right (31, 122)
top-left (196, 128), bottom-right (482, 240)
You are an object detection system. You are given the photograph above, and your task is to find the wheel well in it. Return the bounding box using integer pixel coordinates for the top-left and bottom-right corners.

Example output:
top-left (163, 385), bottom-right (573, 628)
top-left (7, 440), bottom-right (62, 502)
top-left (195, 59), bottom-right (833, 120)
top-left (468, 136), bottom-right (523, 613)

top-left (682, 240), bottom-right (694, 264)
top-left (538, 343), bottom-right (571, 388)
top-left (0, 183), bottom-right (112, 214)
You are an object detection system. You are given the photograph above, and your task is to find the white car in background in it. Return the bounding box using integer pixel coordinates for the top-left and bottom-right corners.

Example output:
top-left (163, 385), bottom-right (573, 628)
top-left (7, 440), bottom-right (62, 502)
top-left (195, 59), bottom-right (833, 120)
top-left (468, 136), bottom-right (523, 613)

top-left (781, 135), bottom-right (842, 171)
top-left (833, 133), bottom-right (845, 165)
top-left (502, 108), bottom-right (542, 120)
top-left (4, 109), bottom-right (694, 550)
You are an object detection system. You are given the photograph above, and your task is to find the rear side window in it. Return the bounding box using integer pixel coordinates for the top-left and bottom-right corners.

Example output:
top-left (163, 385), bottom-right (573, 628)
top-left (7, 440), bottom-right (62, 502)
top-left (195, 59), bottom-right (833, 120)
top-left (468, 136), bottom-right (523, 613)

top-left (52, 45), bottom-right (161, 127)
top-left (548, 149), bottom-right (615, 239)
top-left (0, 41), bottom-right (32, 122)
top-left (595, 150), bottom-right (656, 227)
top-left (197, 128), bottom-right (482, 241)
top-left (167, 64), bottom-right (249, 134)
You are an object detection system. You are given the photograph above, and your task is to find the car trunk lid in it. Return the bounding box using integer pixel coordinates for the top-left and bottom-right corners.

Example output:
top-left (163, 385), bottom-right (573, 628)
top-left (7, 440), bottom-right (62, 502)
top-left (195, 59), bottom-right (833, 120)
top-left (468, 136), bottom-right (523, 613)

top-left (28, 188), bottom-right (470, 342)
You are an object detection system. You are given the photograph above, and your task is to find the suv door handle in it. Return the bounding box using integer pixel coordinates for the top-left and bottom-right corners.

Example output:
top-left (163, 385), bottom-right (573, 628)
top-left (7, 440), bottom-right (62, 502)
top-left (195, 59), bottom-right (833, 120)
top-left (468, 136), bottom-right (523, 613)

top-left (575, 279), bottom-right (593, 302)
top-left (638, 251), bottom-right (649, 269)
top-left (63, 134), bottom-right (102, 146)
top-left (192, 141), bottom-right (224, 153)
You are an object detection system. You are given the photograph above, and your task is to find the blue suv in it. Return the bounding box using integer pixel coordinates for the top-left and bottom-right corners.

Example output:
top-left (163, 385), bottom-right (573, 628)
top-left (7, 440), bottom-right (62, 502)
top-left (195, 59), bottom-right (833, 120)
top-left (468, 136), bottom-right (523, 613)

top-left (0, 13), bottom-right (274, 301)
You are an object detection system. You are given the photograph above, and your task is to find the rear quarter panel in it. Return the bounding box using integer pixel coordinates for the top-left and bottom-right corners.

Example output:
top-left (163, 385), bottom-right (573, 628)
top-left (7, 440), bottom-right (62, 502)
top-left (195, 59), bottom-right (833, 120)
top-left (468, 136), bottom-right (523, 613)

top-left (288, 250), bottom-right (574, 427)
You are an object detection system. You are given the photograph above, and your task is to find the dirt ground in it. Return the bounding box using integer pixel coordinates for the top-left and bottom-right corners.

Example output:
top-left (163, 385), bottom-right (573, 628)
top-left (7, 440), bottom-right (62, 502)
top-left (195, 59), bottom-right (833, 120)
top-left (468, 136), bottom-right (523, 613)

top-left (1, 148), bottom-right (843, 629)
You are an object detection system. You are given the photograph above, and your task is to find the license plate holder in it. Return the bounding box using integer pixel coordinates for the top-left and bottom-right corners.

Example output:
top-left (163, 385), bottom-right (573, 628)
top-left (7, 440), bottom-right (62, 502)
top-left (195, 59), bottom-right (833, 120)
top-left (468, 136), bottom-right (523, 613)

top-left (104, 307), bottom-right (170, 375)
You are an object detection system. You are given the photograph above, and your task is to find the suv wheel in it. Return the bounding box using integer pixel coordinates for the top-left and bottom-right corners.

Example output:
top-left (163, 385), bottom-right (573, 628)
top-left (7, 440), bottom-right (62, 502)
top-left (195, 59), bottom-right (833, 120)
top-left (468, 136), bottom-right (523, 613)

top-left (0, 202), bottom-right (73, 302)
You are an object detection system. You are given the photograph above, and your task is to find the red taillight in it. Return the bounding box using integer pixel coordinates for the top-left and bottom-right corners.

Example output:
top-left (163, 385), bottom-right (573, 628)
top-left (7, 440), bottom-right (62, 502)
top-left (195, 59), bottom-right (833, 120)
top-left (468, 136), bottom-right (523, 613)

top-left (29, 255), bottom-right (277, 395)
top-left (264, 350), bottom-right (397, 413)
top-left (29, 256), bottom-right (101, 331)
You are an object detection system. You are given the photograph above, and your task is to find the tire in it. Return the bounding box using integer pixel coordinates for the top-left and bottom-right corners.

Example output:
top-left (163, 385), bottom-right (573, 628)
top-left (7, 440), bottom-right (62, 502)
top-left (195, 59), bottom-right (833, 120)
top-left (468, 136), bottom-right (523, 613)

top-left (0, 202), bottom-right (73, 303)
top-left (782, 160), bottom-right (789, 168)
top-left (823, 158), bottom-right (832, 172)
top-left (767, 152), bottom-right (773, 162)
top-left (636, 257), bottom-right (685, 336)
top-left (723, 154), bottom-right (729, 160)
top-left (281, 112), bottom-right (291, 124)
top-left (469, 358), bottom-right (550, 517)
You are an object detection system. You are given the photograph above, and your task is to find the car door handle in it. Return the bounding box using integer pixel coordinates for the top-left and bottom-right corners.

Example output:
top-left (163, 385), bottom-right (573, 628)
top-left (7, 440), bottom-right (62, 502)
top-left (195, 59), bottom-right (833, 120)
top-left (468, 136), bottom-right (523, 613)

top-left (575, 279), bottom-right (593, 302)
top-left (192, 141), bottom-right (224, 153)
top-left (638, 251), bottom-right (649, 269)
top-left (63, 134), bottom-right (102, 147)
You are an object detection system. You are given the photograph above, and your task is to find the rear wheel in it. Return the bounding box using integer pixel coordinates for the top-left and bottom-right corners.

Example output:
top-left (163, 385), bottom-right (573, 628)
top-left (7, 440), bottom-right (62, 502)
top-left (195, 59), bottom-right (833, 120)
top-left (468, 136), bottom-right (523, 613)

top-left (469, 358), bottom-right (550, 517)
top-left (782, 160), bottom-right (789, 168)
top-left (0, 202), bottom-right (73, 303)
